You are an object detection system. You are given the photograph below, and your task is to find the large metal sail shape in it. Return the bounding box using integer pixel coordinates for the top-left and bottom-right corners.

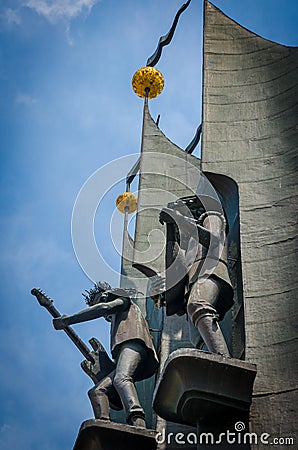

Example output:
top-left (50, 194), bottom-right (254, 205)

top-left (202, 0), bottom-right (298, 439)
top-left (132, 102), bottom-right (202, 279)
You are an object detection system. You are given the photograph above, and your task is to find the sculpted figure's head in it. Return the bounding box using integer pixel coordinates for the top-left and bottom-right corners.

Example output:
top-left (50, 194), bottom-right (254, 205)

top-left (82, 281), bottom-right (112, 306)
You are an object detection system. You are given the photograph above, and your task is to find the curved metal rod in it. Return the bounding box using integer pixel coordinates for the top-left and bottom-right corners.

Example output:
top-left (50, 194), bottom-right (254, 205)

top-left (185, 123), bottom-right (202, 154)
top-left (146, 0), bottom-right (191, 67)
top-left (126, 157), bottom-right (140, 191)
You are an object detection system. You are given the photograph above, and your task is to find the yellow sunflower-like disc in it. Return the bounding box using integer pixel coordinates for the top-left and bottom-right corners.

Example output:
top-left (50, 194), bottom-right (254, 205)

top-left (116, 192), bottom-right (137, 214)
top-left (132, 66), bottom-right (164, 99)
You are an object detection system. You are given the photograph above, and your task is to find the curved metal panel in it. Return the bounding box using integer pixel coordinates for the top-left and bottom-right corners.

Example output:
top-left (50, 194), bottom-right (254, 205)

top-left (202, 0), bottom-right (298, 438)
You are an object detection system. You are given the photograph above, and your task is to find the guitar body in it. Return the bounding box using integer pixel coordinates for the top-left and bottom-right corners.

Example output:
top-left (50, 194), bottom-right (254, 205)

top-left (80, 337), bottom-right (122, 410)
top-left (31, 288), bottom-right (122, 410)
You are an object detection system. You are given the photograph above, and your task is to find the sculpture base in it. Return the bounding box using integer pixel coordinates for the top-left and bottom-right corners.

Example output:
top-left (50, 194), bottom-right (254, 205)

top-left (72, 419), bottom-right (157, 450)
top-left (153, 348), bottom-right (257, 427)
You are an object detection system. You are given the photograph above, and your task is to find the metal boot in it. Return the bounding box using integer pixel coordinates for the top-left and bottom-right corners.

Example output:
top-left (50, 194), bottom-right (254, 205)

top-left (195, 314), bottom-right (230, 356)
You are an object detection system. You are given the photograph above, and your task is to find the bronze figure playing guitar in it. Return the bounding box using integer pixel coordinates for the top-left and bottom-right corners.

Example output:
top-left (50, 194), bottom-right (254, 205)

top-left (31, 287), bottom-right (122, 410)
top-left (51, 282), bottom-right (159, 428)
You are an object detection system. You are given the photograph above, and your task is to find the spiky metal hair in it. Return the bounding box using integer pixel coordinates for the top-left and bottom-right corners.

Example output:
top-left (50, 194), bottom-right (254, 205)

top-left (82, 281), bottom-right (112, 306)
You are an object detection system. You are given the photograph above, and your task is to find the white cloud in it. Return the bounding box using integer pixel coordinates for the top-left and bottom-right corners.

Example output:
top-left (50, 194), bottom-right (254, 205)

top-left (3, 8), bottom-right (22, 25)
top-left (1, 1), bottom-right (99, 44)
top-left (24, 0), bottom-right (99, 24)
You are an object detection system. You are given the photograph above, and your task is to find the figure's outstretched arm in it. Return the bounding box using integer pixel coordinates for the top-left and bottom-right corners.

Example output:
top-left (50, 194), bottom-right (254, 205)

top-left (53, 297), bottom-right (129, 329)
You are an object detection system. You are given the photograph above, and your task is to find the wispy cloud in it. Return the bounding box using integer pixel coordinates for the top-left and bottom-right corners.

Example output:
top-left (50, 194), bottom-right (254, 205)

top-left (3, 8), bottom-right (22, 26)
top-left (0, 0), bottom-right (101, 45)
top-left (15, 92), bottom-right (37, 105)
top-left (1, 1), bottom-right (99, 43)
top-left (24, 0), bottom-right (99, 24)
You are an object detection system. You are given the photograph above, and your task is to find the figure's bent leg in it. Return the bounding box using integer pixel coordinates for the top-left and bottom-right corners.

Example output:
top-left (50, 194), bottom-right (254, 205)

top-left (88, 371), bottom-right (115, 420)
top-left (187, 278), bottom-right (230, 356)
top-left (113, 342), bottom-right (147, 427)
top-left (195, 315), bottom-right (230, 356)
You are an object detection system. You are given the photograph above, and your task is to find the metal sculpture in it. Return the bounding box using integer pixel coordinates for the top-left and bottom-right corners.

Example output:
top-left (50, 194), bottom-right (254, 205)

top-left (52, 283), bottom-right (159, 428)
top-left (146, 0), bottom-right (191, 67)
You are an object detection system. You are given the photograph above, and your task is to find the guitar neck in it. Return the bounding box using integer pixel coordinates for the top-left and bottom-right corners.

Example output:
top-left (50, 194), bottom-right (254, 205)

top-left (44, 303), bottom-right (94, 364)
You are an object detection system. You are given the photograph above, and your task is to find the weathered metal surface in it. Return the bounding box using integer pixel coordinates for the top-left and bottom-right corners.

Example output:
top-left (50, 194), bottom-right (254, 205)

top-left (119, 209), bottom-right (160, 429)
top-left (133, 103), bottom-right (202, 279)
top-left (153, 348), bottom-right (256, 427)
top-left (73, 419), bottom-right (157, 450)
top-left (127, 103), bottom-right (202, 444)
top-left (202, 0), bottom-right (298, 441)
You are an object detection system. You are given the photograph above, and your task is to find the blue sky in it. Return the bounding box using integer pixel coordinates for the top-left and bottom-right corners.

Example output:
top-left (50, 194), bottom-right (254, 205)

top-left (0, 1), bottom-right (297, 449)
